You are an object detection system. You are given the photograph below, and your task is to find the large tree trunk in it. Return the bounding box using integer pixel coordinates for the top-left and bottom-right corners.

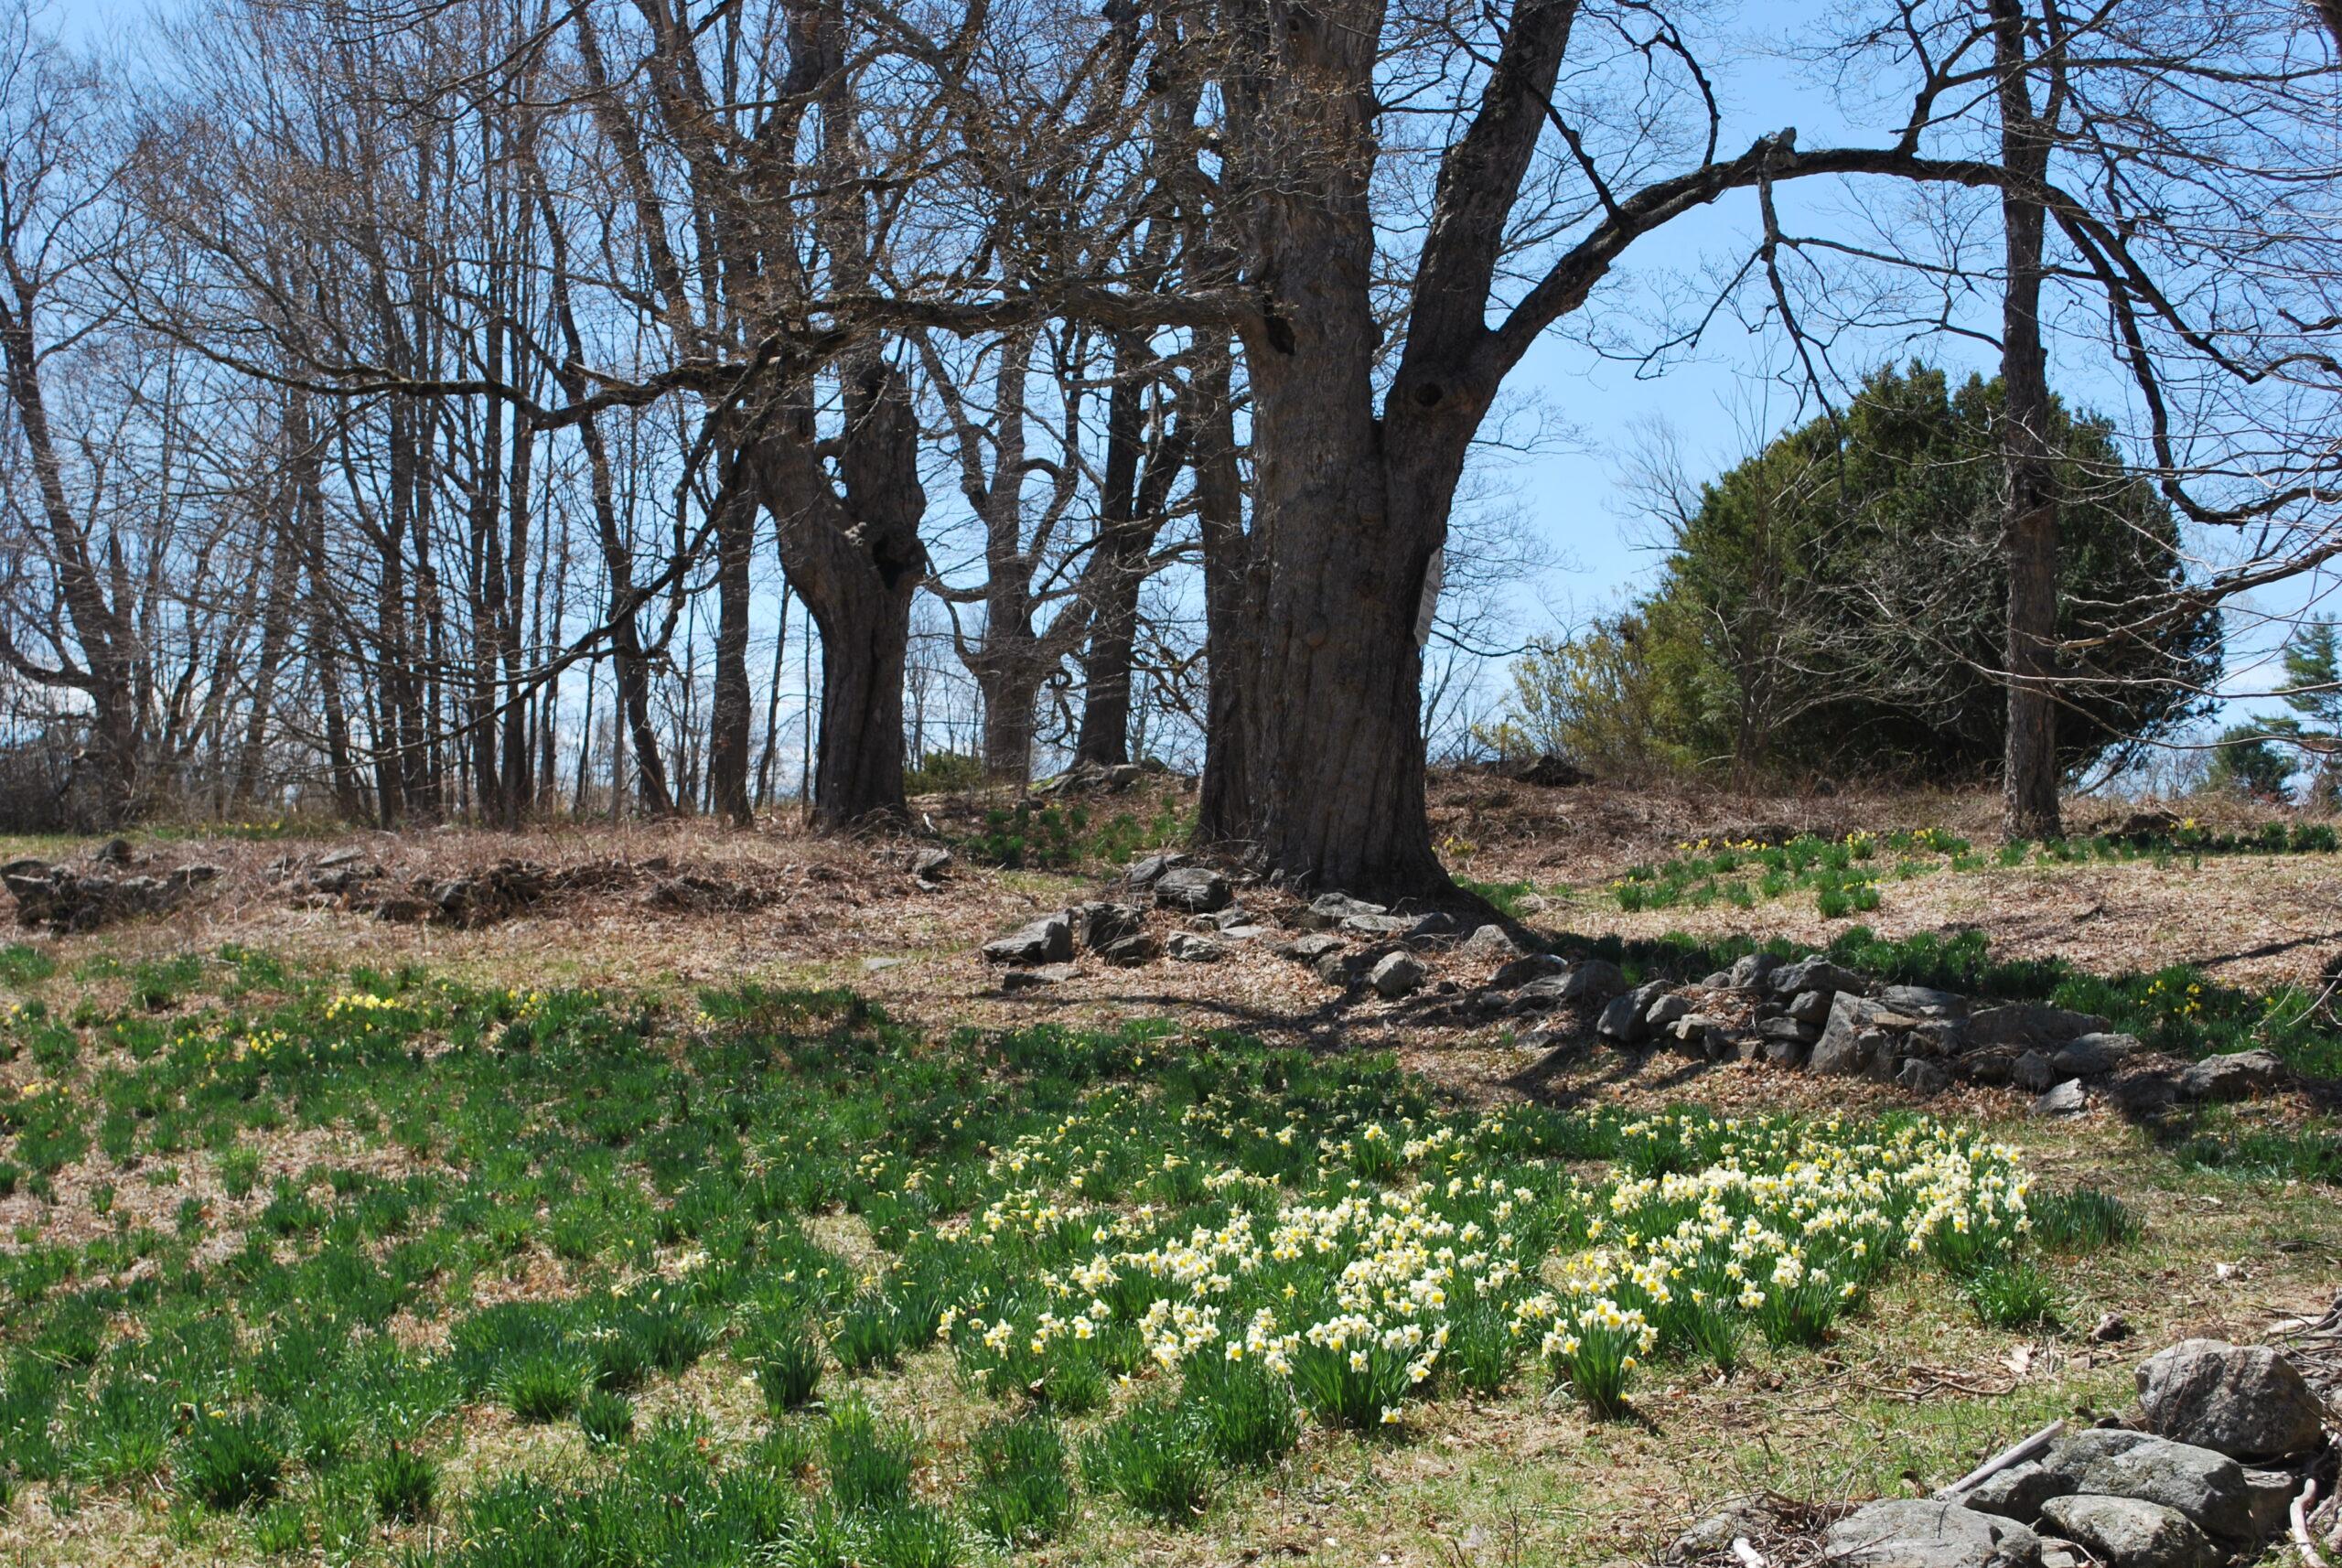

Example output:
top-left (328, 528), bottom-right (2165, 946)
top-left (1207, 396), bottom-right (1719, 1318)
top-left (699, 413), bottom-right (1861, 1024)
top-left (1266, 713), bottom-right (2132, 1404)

top-left (706, 450), bottom-right (758, 826)
top-left (757, 358), bottom-right (926, 828)
top-left (1074, 343), bottom-right (1150, 769)
top-left (1192, 347), bottom-right (1255, 843)
top-left (1222, 0), bottom-right (1447, 896)
top-left (1994, 0), bottom-right (2061, 839)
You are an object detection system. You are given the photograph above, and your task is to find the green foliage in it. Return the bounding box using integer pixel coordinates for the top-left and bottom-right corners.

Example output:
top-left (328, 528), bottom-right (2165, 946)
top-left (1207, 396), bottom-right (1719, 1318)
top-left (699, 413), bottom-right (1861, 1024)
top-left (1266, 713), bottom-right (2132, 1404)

top-left (960, 800), bottom-right (1188, 871)
top-left (1489, 365), bottom-right (2218, 783)
top-left (177, 1410), bottom-right (285, 1510)
top-left (826, 1397), bottom-right (919, 1513)
top-left (370, 1444), bottom-right (437, 1520)
top-left (2029, 1187), bottom-right (2140, 1251)
top-left (577, 1389), bottom-right (635, 1447)
top-left (1082, 1399), bottom-right (1213, 1520)
top-left (966, 1415), bottom-right (1072, 1543)
top-left (903, 749), bottom-right (988, 795)
top-left (2207, 725), bottom-right (2299, 802)
top-left (747, 1318), bottom-right (825, 1412)
top-left (1963, 1262), bottom-right (2062, 1330)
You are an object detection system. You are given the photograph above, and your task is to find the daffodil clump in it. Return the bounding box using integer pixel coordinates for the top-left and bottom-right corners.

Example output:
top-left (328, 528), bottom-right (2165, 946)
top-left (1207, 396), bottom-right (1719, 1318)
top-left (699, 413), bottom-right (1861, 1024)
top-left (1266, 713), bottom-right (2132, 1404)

top-left (937, 1102), bottom-right (2027, 1431)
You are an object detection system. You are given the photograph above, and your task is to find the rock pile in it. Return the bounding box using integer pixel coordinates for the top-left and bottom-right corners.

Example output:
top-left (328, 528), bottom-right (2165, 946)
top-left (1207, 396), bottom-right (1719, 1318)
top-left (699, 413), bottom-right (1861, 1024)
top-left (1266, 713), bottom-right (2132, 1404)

top-left (3, 847), bottom-right (222, 933)
top-left (1679, 1340), bottom-right (2334, 1568)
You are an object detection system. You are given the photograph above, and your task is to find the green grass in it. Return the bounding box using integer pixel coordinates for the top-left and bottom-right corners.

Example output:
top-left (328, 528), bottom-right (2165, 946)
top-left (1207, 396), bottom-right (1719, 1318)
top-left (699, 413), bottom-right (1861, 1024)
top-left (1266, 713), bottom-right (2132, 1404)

top-left (0, 942), bottom-right (2224, 1564)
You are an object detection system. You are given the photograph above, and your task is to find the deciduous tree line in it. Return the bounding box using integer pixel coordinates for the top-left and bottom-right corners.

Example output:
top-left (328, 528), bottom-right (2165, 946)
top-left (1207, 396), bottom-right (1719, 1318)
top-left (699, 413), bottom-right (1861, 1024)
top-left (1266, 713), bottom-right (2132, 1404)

top-left (3, 0), bottom-right (2341, 892)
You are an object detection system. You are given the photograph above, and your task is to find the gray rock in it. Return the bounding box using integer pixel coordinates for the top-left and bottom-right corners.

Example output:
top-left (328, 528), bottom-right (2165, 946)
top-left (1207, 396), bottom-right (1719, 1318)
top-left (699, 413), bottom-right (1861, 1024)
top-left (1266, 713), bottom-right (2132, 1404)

top-left (1769, 957), bottom-right (1868, 999)
top-left (1764, 1031), bottom-right (1811, 1068)
top-left (1958, 1460), bottom-right (2072, 1525)
top-left (1823, 1499), bottom-right (2043, 1568)
top-left (1406, 912), bottom-right (1459, 940)
top-left (1124, 852), bottom-right (1185, 888)
top-left (316, 847), bottom-right (367, 870)
top-left (1668, 1015), bottom-right (1726, 1054)
top-left (2242, 1469), bottom-right (2299, 1541)
top-left (1313, 951), bottom-right (1352, 986)
top-left (2064, 1434), bottom-right (2252, 1541)
top-left (2050, 1037), bottom-right (2121, 1079)
top-left (1342, 912), bottom-right (1415, 937)
top-left (861, 956), bottom-right (905, 973)
top-left (1596, 985), bottom-right (1658, 1045)
top-left (2036, 1495), bottom-right (2216, 1568)
top-left (1218, 924), bottom-right (1272, 941)
top-left (2034, 1079), bottom-right (2089, 1116)
top-left (2134, 1340), bottom-right (2327, 1462)
top-left (1510, 974), bottom-right (1574, 1013)
top-left (1284, 932), bottom-right (1346, 961)
top-left (1166, 931), bottom-right (1227, 962)
top-left (1072, 901), bottom-right (1145, 950)
top-left (1881, 984), bottom-right (1969, 1019)
top-left (1699, 970), bottom-right (1735, 989)
top-left (2176, 1050), bottom-right (2289, 1104)
top-left (1460, 924), bottom-right (1524, 961)
top-left (1758, 1016), bottom-right (1821, 1046)
top-left (1729, 951), bottom-right (1784, 992)
top-left (1559, 959), bottom-right (1628, 1004)
top-left (2050, 1430), bottom-right (2154, 1471)
top-left (1153, 866), bottom-right (1231, 912)
top-left (908, 844), bottom-right (953, 880)
top-left (1370, 950), bottom-right (1426, 997)
top-left (1814, 993), bottom-right (1905, 1075)
top-left (1488, 952), bottom-right (1567, 989)
top-left (1098, 933), bottom-right (1160, 966)
top-left (1646, 993), bottom-right (1692, 1030)
top-left (2013, 1050), bottom-right (2057, 1092)
top-left (1969, 1004), bottom-right (2113, 1049)
top-left (1672, 1500), bottom-right (1772, 1561)
top-left (1206, 904), bottom-right (1254, 930)
top-left (1898, 1058), bottom-right (1952, 1096)
top-left (1304, 891), bottom-right (1388, 929)
top-left (1789, 988), bottom-right (1835, 1024)
top-left (982, 912), bottom-right (1073, 965)
top-left (1908, 1020), bottom-right (1968, 1058)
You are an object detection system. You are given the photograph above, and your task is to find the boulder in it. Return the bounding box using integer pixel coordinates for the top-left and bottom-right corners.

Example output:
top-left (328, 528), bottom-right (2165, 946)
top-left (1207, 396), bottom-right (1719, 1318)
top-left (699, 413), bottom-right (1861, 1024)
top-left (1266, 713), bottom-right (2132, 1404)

top-left (1813, 993), bottom-right (1907, 1075)
top-left (1314, 951), bottom-right (1353, 986)
top-left (2057, 1434), bottom-right (2253, 1541)
top-left (1166, 931), bottom-right (1227, 962)
top-left (1958, 1460), bottom-right (2072, 1525)
top-left (1304, 892), bottom-right (1387, 929)
top-left (1510, 974), bottom-right (1574, 1013)
top-left (1969, 1004), bottom-right (2112, 1049)
top-left (908, 845), bottom-right (953, 881)
top-left (1342, 913), bottom-right (1415, 937)
top-left (1283, 932), bottom-right (1346, 961)
top-left (1459, 924), bottom-right (1525, 961)
top-left (2034, 1079), bottom-right (2089, 1117)
top-left (1881, 985), bottom-right (1969, 1019)
top-left (1789, 988), bottom-right (1835, 1024)
top-left (2013, 1051), bottom-right (2057, 1093)
top-left (1558, 959), bottom-right (1628, 1004)
top-left (1729, 951), bottom-right (1784, 992)
top-left (1370, 950), bottom-right (1426, 997)
top-left (2036, 1496), bottom-right (2216, 1568)
top-left (1405, 911), bottom-right (1459, 940)
top-left (1597, 983), bottom-right (1666, 1045)
top-left (1219, 923), bottom-right (1272, 941)
top-left (1072, 901), bottom-right (1144, 950)
top-left (2176, 1050), bottom-right (2288, 1104)
top-left (1823, 1500), bottom-right (2042, 1568)
top-left (1124, 852), bottom-right (1186, 888)
top-left (2134, 1340), bottom-right (2327, 1462)
top-left (1153, 866), bottom-right (1231, 913)
top-left (1487, 953), bottom-right (1568, 990)
top-left (1646, 993), bottom-right (1692, 1031)
top-left (1771, 958), bottom-right (1868, 999)
top-left (2242, 1469), bottom-right (2299, 1541)
top-left (1758, 1016), bottom-right (1820, 1047)
top-left (1098, 933), bottom-right (1160, 967)
top-left (982, 912), bottom-right (1074, 965)
top-left (1206, 904), bottom-right (1255, 930)
top-left (1898, 1058), bottom-right (1951, 1097)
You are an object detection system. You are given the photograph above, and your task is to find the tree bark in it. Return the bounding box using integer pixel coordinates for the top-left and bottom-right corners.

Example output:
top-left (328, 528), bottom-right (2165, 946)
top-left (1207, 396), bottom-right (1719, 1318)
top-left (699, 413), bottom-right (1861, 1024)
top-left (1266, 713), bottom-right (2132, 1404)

top-left (706, 448), bottom-right (758, 826)
top-left (1192, 345), bottom-right (1255, 843)
top-left (1993, 0), bottom-right (2063, 839)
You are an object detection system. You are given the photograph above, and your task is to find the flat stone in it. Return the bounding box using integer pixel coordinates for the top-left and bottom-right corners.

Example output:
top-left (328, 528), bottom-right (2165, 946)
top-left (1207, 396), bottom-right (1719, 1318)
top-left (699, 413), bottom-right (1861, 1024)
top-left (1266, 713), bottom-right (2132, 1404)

top-left (1304, 891), bottom-right (1387, 929)
top-left (1957, 1460), bottom-right (2072, 1525)
top-left (1218, 923), bottom-right (1271, 941)
top-left (1283, 932), bottom-right (1346, 961)
top-left (1770, 957), bottom-right (1868, 999)
top-left (1405, 912), bottom-right (1458, 939)
top-left (2034, 1079), bottom-right (2089, 1116)
top-left (1166, 931), bottom-right (1226, 962)
top-left (1072, 901), bottom-right (1145, 950)
top-left (1098, 933), bottom-right (1160, 966)
top-left (2013, 1051), bottom-right (2058, 1093)
top-left (2177, 1050), bottom-right (2288, 1104)
top-left (982, 912), bottom-right (1074, 965)
top-left (1124, 852), bottom-right (1185, 888)
top-left (861, 956), bottom-right (905, 973)
top-left (1789, 988), bottom-right (1834, 1024)
top-left (2135, 1340), bottom-right (2327, 1461)
top-left (1206, 904), bottom-right (1254, 930)
top-left (1672, 1500), bottom-right (1772, 1561)
top-left (1898, 1058), bottom-right (1951, 1096)
top-left (1645, 993), bottom-right (1692, 1030)
top-left (2036, 1495), bottom-right (2216, 1568)
top-left (1342, 913), bottom-right (1414, 936)
top-left (1153, 866), bottom-right (1231, 913)
top-left (1880, 984), bottom-right (1969, 1019)
top-left (1823, 1500), bottom-right (2042, 1568)
top-left (1002, 963), bottom-right (1077, 992)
